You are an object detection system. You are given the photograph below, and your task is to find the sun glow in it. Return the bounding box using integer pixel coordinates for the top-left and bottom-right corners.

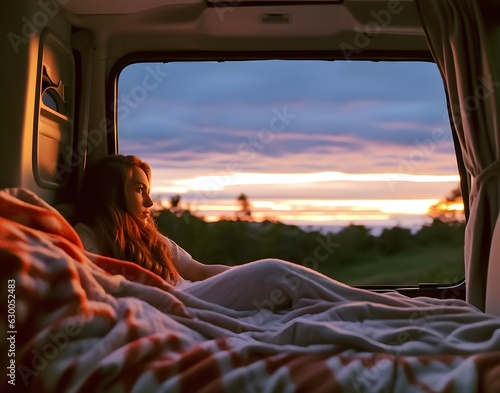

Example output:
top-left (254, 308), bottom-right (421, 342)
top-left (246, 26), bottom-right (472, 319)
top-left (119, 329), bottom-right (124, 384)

top-left (281, 199), bottom-right (441, 215)
top-left (174, 171), bottom-right (460, 191)
top-left (153, 172), bottom-right (459, 228)
top-left (159, 197), bottom-right (443, 226)
top-left (440, 202), bottom-right (465, 212)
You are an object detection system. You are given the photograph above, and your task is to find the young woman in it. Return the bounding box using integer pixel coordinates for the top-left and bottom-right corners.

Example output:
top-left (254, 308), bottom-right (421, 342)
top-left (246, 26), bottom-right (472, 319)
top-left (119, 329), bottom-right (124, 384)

top-left (74, 154), bottom-right (408, 312)
top-left (74, 154), bottom-right (230, 288)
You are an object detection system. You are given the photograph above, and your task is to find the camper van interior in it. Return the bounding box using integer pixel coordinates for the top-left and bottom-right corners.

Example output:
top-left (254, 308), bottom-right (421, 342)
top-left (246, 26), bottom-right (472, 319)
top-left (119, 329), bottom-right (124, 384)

top-left (1, 0), bottom-right (500, 391)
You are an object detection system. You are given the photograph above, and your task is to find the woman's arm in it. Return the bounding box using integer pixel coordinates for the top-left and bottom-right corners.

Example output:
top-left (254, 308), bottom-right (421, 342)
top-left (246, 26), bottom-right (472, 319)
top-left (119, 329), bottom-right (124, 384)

top-left (166, 236), bottom-right (231, 281)
top-left (181, 259), bottom-right (231, 281)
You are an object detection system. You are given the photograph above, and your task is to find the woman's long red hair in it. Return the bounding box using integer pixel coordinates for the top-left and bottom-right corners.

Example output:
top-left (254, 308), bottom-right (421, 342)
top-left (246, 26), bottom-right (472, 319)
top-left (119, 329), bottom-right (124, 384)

top-left (76, 155), bottom-right (180, 284)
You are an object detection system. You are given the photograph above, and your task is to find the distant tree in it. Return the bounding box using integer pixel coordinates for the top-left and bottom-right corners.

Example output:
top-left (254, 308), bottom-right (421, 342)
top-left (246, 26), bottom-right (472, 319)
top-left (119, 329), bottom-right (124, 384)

top-left (170, 195), bottom-right (181, 208)
top-left (428, 186), bottom-right (465, 224)
top-left (333, 225), bottom-right (374, 265)
top-left (236, 192), bottom-right (252, 221)
top-left (169, 194), bottom-right (183, 217)
top-left (415, 218), bottom-right (465, 247)
top-left (377, 226), bottom-right (413, 255)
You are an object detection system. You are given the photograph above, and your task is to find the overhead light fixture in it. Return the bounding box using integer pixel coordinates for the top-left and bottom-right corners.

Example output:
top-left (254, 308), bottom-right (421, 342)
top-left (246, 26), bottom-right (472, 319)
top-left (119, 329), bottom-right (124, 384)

top-left (260, 13), bottom-right (292, 23)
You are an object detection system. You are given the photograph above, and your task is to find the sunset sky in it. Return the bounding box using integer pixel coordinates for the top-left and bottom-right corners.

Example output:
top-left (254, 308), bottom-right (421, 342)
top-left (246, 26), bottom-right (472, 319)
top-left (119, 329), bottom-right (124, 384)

top-left (117, 60), bottom-right (460, 232)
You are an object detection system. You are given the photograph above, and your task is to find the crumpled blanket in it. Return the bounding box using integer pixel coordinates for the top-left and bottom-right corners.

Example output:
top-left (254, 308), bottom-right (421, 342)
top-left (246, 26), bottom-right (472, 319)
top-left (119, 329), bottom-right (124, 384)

top-left (1, 188), bottom-right (500, 393)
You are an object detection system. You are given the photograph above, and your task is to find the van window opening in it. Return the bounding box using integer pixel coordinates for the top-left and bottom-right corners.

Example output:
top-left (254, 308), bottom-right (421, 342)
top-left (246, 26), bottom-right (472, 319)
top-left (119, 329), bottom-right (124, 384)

top-left (117, 59), bottom-right (464, 287)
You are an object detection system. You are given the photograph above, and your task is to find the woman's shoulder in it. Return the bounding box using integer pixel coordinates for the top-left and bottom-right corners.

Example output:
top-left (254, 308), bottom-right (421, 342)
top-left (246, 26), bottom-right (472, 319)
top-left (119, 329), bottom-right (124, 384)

top-left (74, 223), bottom-right (101, 253)
top-left (74, 222), bottom-right (92, 232)
top-left (162, 235), bottom-right (190, 257)
top-left (74, 222), bottom-right (94, 238)
top-left (161, 234), bottom-right (194, 271)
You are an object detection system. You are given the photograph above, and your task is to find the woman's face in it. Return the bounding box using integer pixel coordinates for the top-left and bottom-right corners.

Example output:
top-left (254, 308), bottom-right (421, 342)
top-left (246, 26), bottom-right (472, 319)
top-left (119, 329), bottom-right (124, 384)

top-left (124, 166), bottom-right (154, 226)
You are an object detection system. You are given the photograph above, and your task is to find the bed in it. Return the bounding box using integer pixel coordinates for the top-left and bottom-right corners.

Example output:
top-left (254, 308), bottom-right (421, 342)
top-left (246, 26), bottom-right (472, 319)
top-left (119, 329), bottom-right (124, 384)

top-left (2, 187), bottom-right (500, 392)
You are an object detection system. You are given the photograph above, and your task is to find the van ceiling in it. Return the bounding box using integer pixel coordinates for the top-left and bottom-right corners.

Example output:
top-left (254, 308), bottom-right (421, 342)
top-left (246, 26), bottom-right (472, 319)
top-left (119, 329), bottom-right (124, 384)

top-left (61, 0), bottom-right (430, 57)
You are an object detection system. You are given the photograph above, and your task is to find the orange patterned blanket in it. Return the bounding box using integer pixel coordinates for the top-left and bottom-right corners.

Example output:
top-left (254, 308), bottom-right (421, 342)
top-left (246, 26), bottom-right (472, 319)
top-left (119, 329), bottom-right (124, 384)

top-left (1, 188), bottom-right (500, 392)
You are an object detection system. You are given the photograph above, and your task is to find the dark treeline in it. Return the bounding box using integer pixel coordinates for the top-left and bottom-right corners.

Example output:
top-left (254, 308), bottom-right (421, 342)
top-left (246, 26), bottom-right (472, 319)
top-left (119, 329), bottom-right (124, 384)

top-left (155, 209), bottom-right (465, 284)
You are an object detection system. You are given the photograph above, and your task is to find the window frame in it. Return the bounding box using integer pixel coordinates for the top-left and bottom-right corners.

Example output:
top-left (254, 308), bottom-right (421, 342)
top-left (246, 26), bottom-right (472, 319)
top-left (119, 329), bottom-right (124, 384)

top-left (108, 50), bottom-right (467, 300)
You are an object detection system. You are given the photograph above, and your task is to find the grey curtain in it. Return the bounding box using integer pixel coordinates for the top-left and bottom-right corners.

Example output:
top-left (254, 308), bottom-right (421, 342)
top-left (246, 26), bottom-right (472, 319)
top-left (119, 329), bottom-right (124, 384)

top-left (415, 0), bottom-right (500, 311)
